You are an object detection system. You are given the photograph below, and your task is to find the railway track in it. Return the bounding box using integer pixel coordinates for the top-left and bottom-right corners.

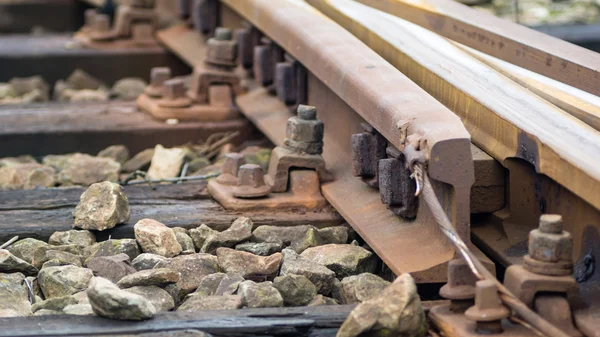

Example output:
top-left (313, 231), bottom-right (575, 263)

top-left (0, 0), bottom-right (599, 336)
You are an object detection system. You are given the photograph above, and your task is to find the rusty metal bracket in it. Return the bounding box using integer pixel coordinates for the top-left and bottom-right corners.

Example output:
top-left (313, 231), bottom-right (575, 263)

top-left (137, 27), bottom-right (241, 121)
top-left (75, 4), bottom-right (159, 49)
top-left (208, 105), bottom-right (332, 211)
top-left (351, 123), bottom-right (387, 189)
top-left (378, 146), bottom-right (419, 219)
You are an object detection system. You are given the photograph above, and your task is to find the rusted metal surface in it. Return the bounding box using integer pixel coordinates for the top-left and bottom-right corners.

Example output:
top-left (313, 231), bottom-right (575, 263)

top-left (354, 0), bottom-right (600, 97)
top-left (219, 0), bottom-right (495, 282)
top-left (0, 101), bottom-right (254, 157)
top-left (209, 105), bottom-right (332, 212)
top-left (351, 123), bottom-right (386, 189)
top-left (0, 34), bottom-right (188, 85)
top-left (439, 259), bottom-right (477, 313)
top-left (0, 0), bottom-right (82, 33)
top-left (464, 280), bottom-right (510, 335)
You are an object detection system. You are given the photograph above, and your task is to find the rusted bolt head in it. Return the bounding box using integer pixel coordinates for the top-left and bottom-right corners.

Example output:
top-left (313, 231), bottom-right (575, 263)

top-left (465, 280), bottom-right (510, 322)
top-left (164, 79), bottom-right (186, 100)
top-left (85, 9), bottom-right (96, 27)
top-left (214, 27), bottom-right (233, 41)
top-left (238, 164), bottom-right (266, 188)
top-left (150, 67), bottom-right (171, 86)
top-left (439, 259), bottom-right (477, 301)
top-left (528, 214), bottom-right (573, 264)
top-left (206, 28), bottom-right (237, 67)
top-left (284, 105), bottom-right (324, 155)
top-left (216, 153), bottom-right (246, 186)
top-left (93, 14), bottom-right (111, 32)
top-left (297, 104), bottom-right (317, 120)
top-left (539, 214), bottom-right (563, 234)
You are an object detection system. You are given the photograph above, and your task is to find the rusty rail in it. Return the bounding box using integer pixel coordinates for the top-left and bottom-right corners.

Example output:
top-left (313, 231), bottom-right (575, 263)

top-left (213, 0), bottom-right (499, 281)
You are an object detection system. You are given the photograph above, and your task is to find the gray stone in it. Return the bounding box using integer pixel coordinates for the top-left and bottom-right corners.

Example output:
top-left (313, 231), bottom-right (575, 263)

top-left (156, 254), bottom-right (219, 301)
top-left (85, 254), bottom-right (137, 283)
top-left (121, 148), bottom-right (154, 173)
top-left (32, 245), bottom-right (84, 269)
top-left (0, 249), bottom-right (38, 276)
top-left (279, 249), bottom-right (336, 295)
top-left (111, 78), bottom-right (147, 100)
top-left (7, 238), bottom-right (49, 264)
top-left (337, 273), bottom-right (391, 304)
top-left (63, 303), bottom-right (95, 316)
top-left (147, 145), bottom-right (186, 180)
top-left (190, 217), bottom-right (253, 254)
top-left (42, 154), bottom-right (73, 172)
top-left (238, 281), bottom-right (283, 308)
top-left (194, 273), bottom-right (244, 297)
top-left (117, 268), bottom-right (180, 288)
top-left (97, 145), bottom-right (130, 164)
top-left (131, 253), bottom-right (167, 271)
top-left (49, 230), bottom-right (96, 247)
top-left (31, 295), bottom-right (77, 313)
top-left (288, 227), bottom-right (323, 254)
top-left (251, 225), bottom-right (315, 245)
top-left (87, 277), bottom-right (156, 320)
top-left (235, 241), bottom-right (283, 256)
top-left (175, 232), bottom-right (196, 254)
top-left (125, 286), bottom-right (175, 312)
top-left (83, 239), bottom-right (140, 262)
top-left (38, 265), bottom-right (94, 299)
top-left (66, 69), bottom-right (104, 90)
top-left (134, 219), bottom-right (182, 257)
top-left (273, 274), bottom-right (317, 307)
top-left (337, 274), bottom-right (427, 337)
top-left (73, 181), bottom-right (130, 231)
top-left (308, 294), bottom-right (338, 306)
top-left (0, 163), bottom-right (55, 190)
top-left (0, 273), bottom-right (31, 317)
top-left (216, 248), bottom-right (282, 281)
top-left (317, 226), bottom-right (349, 244)
top-left (177, 295), bottom-right (243, 312)
top-left (57, 154), bottom-right (120, 186)
top-left (300, 244), bottom-right (377, 278)
top-left (38, 250), bottom-right (83, 269)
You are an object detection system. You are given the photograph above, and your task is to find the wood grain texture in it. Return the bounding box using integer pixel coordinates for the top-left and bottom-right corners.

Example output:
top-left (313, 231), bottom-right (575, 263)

top-left (309, 0), bottom-right (600, 212)
top-left (0, 34), bottom-right (189, 85)
top-left (0, 305), bottom-right (355, 337)
top-left (355, 0), bottom-right (600, 97)
top-left (0, 101), bottom-right (254, 157)
top-left (457, 43), bottom-right (600, 132)
top-left (0, 182), bottom-right (342, 243)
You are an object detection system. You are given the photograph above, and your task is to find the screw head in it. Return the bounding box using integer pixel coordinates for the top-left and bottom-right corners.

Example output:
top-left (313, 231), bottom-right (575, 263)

top-left (465, 280), bottom-right (510, 322)
top-left (439, 259), bottom-right (477, 300)
top-left (216, 153), bottom-right (246, 186)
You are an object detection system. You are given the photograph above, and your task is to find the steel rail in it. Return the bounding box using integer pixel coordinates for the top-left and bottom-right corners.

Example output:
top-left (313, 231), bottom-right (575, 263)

top-left (219, 0), bottom-right (489, 280)
top-left (308, 0), bottom-right (600, 213)
top-left (355, 0), bottom-right (600, 97)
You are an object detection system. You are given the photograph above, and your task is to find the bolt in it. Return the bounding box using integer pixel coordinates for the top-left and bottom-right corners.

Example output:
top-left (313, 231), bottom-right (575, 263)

top-left (205, 27), bottom-right (237, 68)
top-left (84, 9), bottom-right (96, 28)
top-left (145, 67), bottom-right (171, 98)
top-left (163, 79), bottom-right (187, 100)
top-left (465, 280), bottom-right (510, 334)
top-left (216, 153), bottom-right (246, 186)
top-left (233, 164), bottom-right (272, 198)
top-left (524, 214), bottom-right (573, 276)
top-left (214, 27), bottom-right (233, 41)
top-left (235, 28), bottom-right (254, 69)
top-left (439, 259), bottom-right (477, 313)
top-left (539, 214), bottom-right (563, 234)
top-left (254, 44), bottom-right (274, 86)
top-left (284, 105), bottom-right (324, 155)
top-left (297, 104), bottom-right (317, 120)
top-left (178, 0), bottom-right (191, 18)
top-left (238, 164), bottom-right (266, 188)
top-left (275, 62), bottom-right (296, 105)
top-left (93, 14), bottom-right (111, 33)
